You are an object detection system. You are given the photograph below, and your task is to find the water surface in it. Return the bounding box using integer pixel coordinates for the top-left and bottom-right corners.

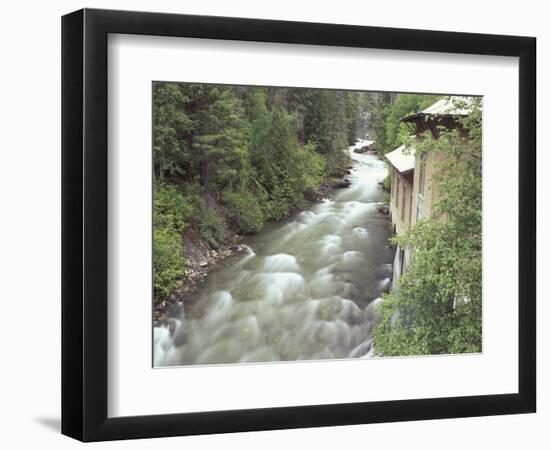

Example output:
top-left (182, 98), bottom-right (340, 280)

top-left (154, 148), bottom-right (393, 366)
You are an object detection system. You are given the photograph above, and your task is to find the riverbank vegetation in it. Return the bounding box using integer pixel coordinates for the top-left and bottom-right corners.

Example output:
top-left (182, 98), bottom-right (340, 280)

top-left (153, 83), bottom-right (367, 305)
top-left (373, 97), bottom-right (483, 355)
top-left (365, 93), bottom-right (442, 191)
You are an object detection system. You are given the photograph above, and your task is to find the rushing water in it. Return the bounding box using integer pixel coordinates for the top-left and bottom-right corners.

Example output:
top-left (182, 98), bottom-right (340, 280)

top-left (154, 145), bottom-right (394, 367)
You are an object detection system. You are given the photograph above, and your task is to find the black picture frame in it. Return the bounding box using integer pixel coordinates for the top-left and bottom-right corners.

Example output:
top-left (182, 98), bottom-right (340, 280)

top-left (62, 8), bottom-right (536, 442)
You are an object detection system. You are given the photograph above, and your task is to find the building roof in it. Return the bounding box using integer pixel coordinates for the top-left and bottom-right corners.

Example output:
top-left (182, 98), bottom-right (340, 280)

top-left (422, 97), bottom-right (472, 115)
top-left (386, 145), bottom-right (416, 173)
top-left (401, 96), bottom-right (474, 122)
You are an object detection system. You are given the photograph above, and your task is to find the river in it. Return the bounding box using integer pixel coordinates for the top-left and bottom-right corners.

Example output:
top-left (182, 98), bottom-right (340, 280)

top-left (154, 144), bottom-right (394, 367)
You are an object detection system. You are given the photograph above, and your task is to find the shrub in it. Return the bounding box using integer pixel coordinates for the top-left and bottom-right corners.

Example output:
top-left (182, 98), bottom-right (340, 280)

top-left (153, 226), bottom-right (185, 300)
top-left (383, 170), bottom-right (392, 193)
top-left (198, 208), bottom-right (228, 249)
top-left (301, 144), bottom-right (327, 196)
top-left (152, 182), bottom-right (192, 302)
top-left (153, 183), bottom-right (193, 232)
top-left (223, 190), bottom-right (264, 234)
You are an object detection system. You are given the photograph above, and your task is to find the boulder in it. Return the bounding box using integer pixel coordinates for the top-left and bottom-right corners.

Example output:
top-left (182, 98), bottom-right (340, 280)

top-left (332, 179), bottom-right (351, 189)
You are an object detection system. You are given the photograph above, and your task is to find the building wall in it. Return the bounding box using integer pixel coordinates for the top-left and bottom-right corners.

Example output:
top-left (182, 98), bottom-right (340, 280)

top-left (390, 168), bottom-right (414, 235)
top-left (410, 149), bottom-right (444, 226)
top-left (390, 129), bottom-right (463, 287)
top-left (391, 149), bottom-right (441, 286)
top-left (390, 169), bottom-right (413, 287)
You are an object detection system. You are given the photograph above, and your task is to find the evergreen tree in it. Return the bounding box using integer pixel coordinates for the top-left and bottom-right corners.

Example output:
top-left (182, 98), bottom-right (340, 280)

top-left (153, 82), bottom-right (192, 180)
top-left (344, 90), bottom-right (362, 145)
top-left (181, 84), bottom-right (250, 193)
top-left (248, 89), bottom-right (325, 219)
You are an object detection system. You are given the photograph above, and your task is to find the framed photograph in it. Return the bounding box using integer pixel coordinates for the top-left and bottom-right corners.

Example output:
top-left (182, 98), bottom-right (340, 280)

top-left (61, 8), bottom-right (536, 441)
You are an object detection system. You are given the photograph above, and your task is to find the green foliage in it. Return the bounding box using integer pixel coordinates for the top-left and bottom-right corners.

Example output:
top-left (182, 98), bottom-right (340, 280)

top-left (344, 91), bottom-right (362, 145)
top-left (198, 207), bottom-right (228, 249)
top-left (326, 92), bottom-right (353, 177)
top-left (366, 93), bottom-right (441, 154)
top-left (223, 190), bottom-right (264, 234)
top-left (374, 98), bottom-right (482, 356)
top-left (153, 82), bottom-right (250, 191)
top-left (288, 89), bottom-right (358, 176)
top-left (374, 220), bottom-right (482, 355)
top-left (295, 89), bottom-right (335, 155)
top-left (189, 86), bottom-right (250, 192)
top-left (152, 183), bottom-right (192, 302)
top-left (153, 83), bottom-right (193, 180)
top-left (153, 183), bottom-right (193, 232)
top-left (153, 226), bottom-right (185, 301)
top-left (248, 91), bottom-right (328, 219)
top-left (384, 94), bottom-right (439, 152)
top-left (383, 168), bottom-right (392, 193)
top-left (301, 144), bottom-right (327, 196)
top-left (364, 92), bottom-right (394, 153)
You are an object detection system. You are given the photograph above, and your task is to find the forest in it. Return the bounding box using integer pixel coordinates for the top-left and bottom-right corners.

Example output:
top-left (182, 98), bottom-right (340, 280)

top-left (153, 83), bottom-right (366, 304)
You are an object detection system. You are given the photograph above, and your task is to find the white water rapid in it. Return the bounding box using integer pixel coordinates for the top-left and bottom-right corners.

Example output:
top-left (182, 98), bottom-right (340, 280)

top-left (154, 146), bottom-right (394, 367)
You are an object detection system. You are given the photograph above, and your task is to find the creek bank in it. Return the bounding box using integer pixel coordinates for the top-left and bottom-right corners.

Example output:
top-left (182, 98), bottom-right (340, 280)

top-left (153, 228), bottom-right (250, 325)
top-left (305, 183), bottom-right (332, 202)
top-left (306, 170), bottom-right (354, 201)
top-left (305, 179), bottom-right (344, 202)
